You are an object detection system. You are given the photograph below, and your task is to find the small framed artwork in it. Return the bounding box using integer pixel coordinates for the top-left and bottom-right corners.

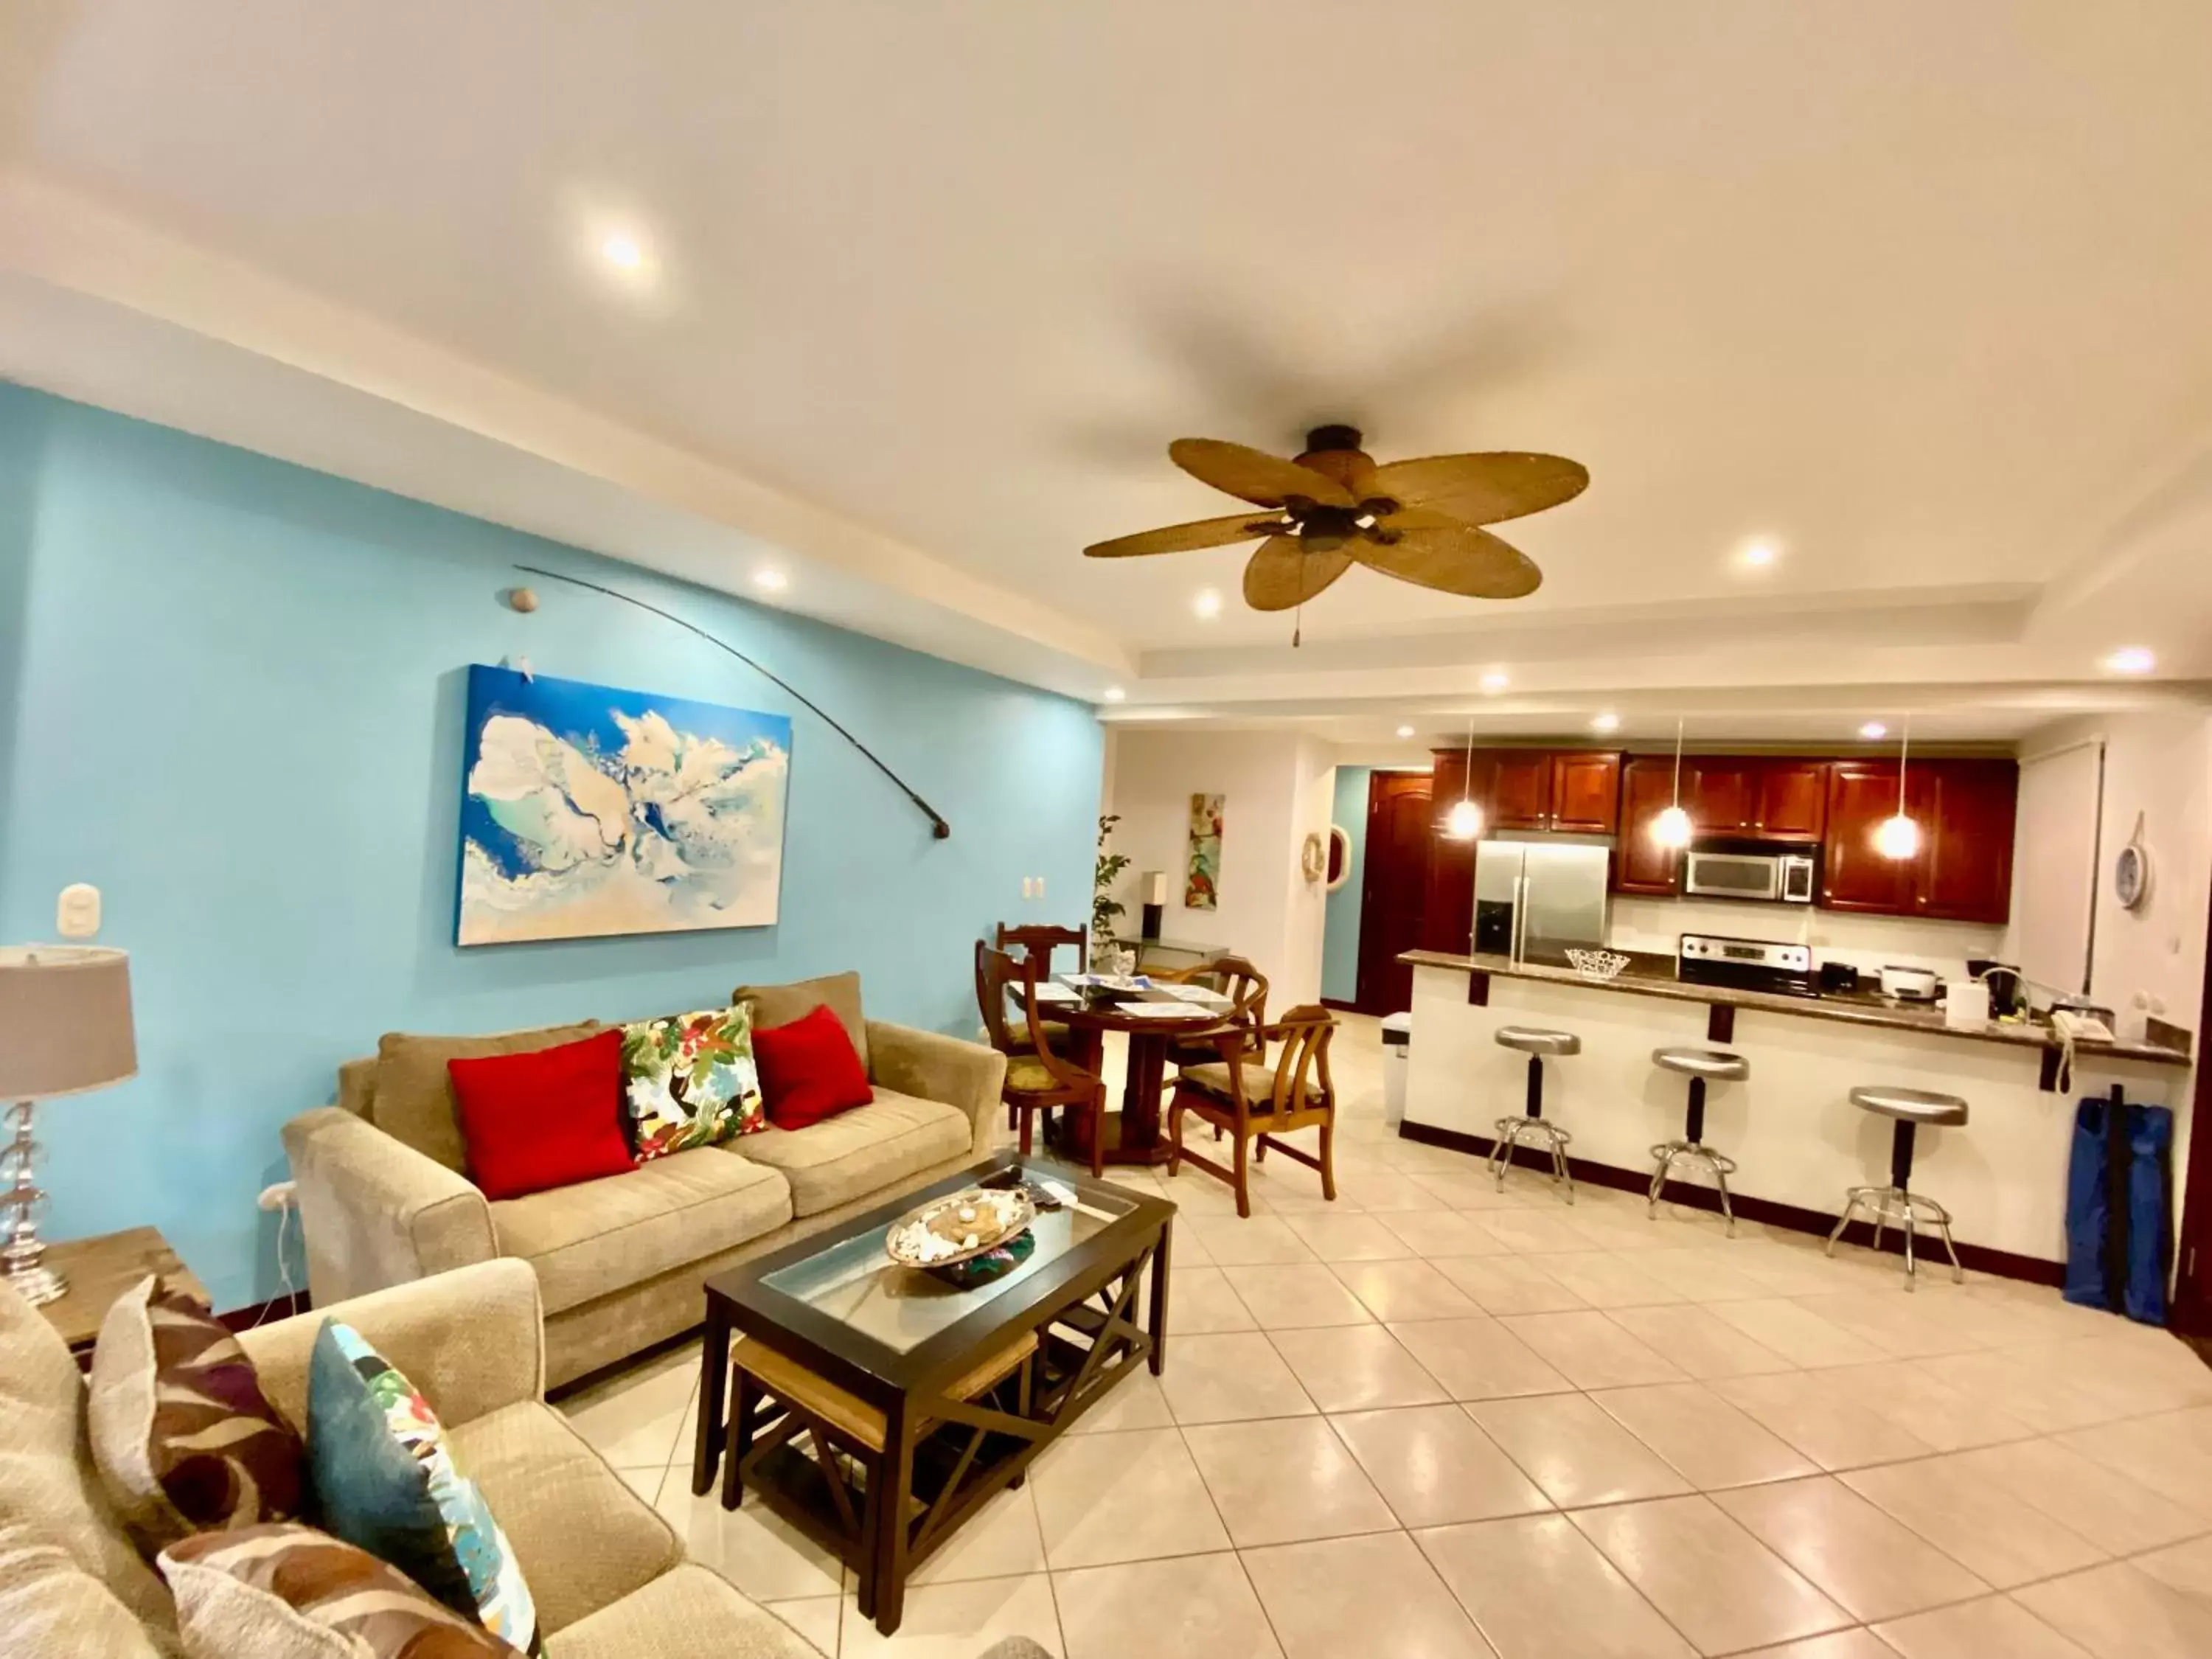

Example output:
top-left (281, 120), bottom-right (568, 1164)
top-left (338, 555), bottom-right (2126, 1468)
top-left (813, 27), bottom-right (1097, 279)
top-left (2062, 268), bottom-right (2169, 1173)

top-left (1186, 793), bottom-right (1224, 910)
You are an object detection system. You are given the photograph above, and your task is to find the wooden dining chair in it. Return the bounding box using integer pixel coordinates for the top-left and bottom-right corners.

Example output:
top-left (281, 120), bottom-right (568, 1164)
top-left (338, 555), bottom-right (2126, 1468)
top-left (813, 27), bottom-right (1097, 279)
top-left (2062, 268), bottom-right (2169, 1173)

top-left (975, 941), bottom-right (1108, 1175)
top-left (1166, 1005), bottom-right (1338, 1218)
top-left (1154, 954), bottom-right (1268, 1143)
top-left (990, 921), bottom-right (1085, 1054)
top-left (1158, 954), bottom-right (1269, 1072)
top-left (994, 921), bottom-right (1088, 974)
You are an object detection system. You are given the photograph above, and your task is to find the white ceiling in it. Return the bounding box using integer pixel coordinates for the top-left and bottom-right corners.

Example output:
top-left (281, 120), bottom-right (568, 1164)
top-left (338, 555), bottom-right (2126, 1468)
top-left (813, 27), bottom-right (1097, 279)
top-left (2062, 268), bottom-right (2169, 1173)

top-left (5, 1), bottom-right (2212, 738)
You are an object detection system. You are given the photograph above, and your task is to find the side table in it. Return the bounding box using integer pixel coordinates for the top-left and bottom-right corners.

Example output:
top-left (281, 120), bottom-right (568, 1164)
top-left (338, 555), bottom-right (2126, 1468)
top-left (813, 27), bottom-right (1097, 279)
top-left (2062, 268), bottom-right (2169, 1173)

top-left (29, 1226), bottom-right (209, 1363)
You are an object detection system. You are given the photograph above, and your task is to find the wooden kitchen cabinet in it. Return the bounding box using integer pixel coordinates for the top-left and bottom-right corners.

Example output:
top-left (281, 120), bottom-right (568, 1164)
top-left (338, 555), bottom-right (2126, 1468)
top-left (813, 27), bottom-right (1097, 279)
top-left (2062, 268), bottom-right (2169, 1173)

top-left (1820, 759), bottom-right (2016, 923)
top-left (1822, 762), bottom-right (1916, 913)
top-left (1420, 748), bottom-right (1484, 953)
top-left (1550, 751), bottom-right (1623, 833)
top-left (1489, 753), bottom-right (1554, 830)
top-left (1915, 759), bottom-right (2018, 922)
top-left (1615, 756), bottom-right (1683, 894)
top-left (1686, 759), bottom-right (1759, 834)
top-left (1756, 759), bottom-right (1829, 838)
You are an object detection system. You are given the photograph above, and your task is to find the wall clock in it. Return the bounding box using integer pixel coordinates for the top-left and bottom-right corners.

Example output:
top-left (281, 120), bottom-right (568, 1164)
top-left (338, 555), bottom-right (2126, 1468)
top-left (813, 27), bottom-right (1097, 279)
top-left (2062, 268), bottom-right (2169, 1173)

top-left (2113, 813), bottom-right (2152, 911)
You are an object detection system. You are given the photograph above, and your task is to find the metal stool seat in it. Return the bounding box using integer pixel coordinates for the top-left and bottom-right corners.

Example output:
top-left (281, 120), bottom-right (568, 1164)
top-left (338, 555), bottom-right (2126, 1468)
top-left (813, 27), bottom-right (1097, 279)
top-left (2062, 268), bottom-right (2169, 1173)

top-left (1653, 1046), bottom-right (1750, 1081)
top-left (1647, 1046), bottom-right (1748, 1233)
top-left (1489, 1026), bottom-right (1580, 1201)
top-left (1826, 1085), bottom-right (1969, 1288)
top-left (1497, 1026), bottom-right (1582, 1057)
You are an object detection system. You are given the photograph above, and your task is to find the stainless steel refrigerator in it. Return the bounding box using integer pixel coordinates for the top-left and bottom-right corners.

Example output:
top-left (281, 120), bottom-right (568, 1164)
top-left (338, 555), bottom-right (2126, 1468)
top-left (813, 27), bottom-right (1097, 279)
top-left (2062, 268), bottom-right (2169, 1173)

top-left (1472, 836), bottom-right (1613, 964)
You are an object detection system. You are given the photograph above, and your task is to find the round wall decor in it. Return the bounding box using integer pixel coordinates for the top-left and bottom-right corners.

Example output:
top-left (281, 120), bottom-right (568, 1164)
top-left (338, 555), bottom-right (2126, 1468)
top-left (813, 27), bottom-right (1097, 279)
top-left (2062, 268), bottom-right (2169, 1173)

top-left (2113, 813), bottom-right (2152, 911)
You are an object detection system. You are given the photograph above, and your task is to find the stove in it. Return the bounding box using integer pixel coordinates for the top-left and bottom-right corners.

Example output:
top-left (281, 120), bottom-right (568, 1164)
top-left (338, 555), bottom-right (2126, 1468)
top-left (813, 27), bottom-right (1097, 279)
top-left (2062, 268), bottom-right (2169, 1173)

top-left (1677, 933), bottom-right (1815, 997)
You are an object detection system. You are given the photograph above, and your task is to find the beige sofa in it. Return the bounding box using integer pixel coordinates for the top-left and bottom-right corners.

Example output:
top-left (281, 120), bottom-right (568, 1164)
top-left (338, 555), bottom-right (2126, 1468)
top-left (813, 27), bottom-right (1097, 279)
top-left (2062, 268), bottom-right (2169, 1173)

top-left (0, 1258), bottom-right (821, 1658)
top-left (283, 973), bottom-right (1007, 1388)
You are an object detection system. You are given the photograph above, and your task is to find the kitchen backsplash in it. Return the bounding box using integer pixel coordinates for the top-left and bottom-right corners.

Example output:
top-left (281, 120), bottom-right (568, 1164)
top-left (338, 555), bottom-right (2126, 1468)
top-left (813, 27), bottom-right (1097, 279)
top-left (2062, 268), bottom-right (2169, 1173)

top-left (1607, 896), bottom-right (2006, 986)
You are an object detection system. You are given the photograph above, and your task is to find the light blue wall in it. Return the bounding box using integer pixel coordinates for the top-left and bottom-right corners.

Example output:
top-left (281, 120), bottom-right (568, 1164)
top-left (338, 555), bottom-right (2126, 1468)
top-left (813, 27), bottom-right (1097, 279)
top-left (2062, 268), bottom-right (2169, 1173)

top-left (1321, 766), bottom-right (1371, 1004)
top-left (0, 383), bottom-right (1102, 1310)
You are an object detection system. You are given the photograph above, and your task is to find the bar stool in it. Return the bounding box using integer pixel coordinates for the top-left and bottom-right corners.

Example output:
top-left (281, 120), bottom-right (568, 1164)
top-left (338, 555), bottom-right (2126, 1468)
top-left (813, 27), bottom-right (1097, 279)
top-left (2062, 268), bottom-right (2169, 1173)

top-left (1489, 1025), bottom-right (1580, 1200)
top-left (1826, 1085), bottom-right (1969, 1289)
top-left (1648, 1046), bottom-right (1749, 1234)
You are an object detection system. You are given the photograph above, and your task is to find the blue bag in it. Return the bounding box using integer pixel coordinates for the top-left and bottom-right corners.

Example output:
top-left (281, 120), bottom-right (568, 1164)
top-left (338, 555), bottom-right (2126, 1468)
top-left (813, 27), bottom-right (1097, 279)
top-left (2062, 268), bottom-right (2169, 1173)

top-left (2063, 1093), bottom-right (2174, 1324)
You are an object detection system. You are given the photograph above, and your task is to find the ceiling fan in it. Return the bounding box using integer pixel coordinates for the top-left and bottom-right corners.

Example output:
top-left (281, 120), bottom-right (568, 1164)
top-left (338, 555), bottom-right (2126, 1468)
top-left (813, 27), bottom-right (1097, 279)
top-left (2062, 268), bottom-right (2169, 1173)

top-left (1084, 425), bottom-right (1587, 636)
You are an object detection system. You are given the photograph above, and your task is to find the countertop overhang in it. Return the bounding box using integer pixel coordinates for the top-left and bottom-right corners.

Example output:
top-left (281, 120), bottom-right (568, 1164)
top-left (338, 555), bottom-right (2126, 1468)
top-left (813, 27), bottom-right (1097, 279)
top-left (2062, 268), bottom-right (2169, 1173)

top-left (1397, 949), bottom-right (2188, 1068)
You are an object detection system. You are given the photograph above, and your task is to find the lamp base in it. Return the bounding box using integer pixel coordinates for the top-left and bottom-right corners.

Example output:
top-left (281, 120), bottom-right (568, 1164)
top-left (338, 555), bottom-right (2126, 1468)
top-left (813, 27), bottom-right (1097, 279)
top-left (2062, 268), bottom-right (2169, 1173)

top-left (2, 1256), bottom-right (66, 1307)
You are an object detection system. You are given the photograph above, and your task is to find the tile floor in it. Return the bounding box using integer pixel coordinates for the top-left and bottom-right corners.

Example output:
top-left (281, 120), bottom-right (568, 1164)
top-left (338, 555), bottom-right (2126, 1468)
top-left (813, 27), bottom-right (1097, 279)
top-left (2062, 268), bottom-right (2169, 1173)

top-left (557, 1013), bottom-right (2212, 1658)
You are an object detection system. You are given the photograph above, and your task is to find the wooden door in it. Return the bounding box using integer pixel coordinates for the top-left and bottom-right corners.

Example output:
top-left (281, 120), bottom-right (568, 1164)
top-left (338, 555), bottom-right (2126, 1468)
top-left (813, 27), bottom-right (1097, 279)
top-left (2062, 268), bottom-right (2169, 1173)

top-left (1821, 762), bottom-right (1916, 913)
top-left (1356, 771), bottom-right (1434, 1014)
top-left (1686, 759), bottom-right (1759, 834)
top-left (1615, 756), bottom-right (1683, 895)
top-left (1550, 751), bottom-right (1622, 832)
top-left (1757, 759), bottom-right (1829, 838)
top-left (1489, 752), bottom-right (1553, 830)
top-left (1916, 760), bottom-right (2019, 923)
top-left (2174, 885), bottom-right (2212, 1342)
top-left (1421, 750), bottom-right (1489, 953)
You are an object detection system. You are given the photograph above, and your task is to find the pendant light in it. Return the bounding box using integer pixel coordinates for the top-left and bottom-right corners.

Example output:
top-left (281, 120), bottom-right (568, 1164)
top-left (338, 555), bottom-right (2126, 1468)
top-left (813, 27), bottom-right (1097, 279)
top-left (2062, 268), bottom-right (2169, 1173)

top-left (1874, 717), bottom-right (1921, 860)
top-left (1444, 713), bottom-right (1484, 840)
top-left (1652, 716), bottom-right (1693, 849)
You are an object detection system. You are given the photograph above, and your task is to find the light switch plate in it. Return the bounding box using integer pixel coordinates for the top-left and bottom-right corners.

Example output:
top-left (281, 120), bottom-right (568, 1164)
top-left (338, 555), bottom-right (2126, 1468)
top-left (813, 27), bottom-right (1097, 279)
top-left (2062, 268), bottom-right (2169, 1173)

top-left (56, 883), bottom-right (101, 939)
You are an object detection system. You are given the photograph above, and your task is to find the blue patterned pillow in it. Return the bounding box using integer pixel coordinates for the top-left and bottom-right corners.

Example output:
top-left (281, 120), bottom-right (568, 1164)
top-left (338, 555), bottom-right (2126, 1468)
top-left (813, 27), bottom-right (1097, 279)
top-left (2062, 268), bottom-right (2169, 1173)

top-left (305, 1320), bottom-right (540, 1654)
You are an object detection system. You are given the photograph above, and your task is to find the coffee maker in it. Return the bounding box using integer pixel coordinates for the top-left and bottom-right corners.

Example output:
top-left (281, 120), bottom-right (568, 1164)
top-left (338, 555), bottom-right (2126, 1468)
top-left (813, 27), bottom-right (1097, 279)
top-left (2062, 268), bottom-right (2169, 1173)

top-left (1968, 960), bottom-right (2027, 1019)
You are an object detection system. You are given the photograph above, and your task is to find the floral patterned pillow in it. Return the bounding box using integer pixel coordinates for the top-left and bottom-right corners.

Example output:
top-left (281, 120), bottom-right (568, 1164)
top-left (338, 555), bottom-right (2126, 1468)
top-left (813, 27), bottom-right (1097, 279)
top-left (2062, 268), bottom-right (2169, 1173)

top-left (306, 1321), bottom-right (539, 1653)
top-left (622, 1004), bottom-right (766, 1158)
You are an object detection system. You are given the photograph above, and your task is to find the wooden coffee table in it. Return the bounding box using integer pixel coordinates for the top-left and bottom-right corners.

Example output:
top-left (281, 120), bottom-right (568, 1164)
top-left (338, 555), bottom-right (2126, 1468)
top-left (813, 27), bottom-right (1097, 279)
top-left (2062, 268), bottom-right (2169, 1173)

top-left (690, 1154), bottom-right (1173, 1635)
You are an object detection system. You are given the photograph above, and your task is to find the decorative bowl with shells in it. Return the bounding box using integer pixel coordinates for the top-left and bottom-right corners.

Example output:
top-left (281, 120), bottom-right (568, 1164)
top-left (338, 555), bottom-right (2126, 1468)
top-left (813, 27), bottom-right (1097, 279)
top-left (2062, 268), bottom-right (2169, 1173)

top-left (885, 1186), bottom-right (1037, 1270)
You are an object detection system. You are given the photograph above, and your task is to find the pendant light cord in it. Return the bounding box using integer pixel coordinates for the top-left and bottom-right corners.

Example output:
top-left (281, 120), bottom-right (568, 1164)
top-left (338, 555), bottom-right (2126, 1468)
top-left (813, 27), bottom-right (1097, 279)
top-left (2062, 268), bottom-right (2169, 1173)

top-left (1461, 714), bottom-right (1476, 810)
top-left (1896, 719), bottom-right (1910, 813)
top-left (1670, 716), bottom-right (1684, 807)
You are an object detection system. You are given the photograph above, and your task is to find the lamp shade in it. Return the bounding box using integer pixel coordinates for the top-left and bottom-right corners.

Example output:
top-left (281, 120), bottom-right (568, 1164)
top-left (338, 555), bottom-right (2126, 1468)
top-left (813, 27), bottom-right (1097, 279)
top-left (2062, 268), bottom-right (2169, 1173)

top-left (0, 946), bottom-right (137, 1101)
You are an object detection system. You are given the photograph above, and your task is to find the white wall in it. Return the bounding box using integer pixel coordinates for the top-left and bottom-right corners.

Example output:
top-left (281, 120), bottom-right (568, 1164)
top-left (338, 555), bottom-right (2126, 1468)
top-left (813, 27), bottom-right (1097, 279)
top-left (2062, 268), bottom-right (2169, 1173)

top-left (1609, 895), bottom-right (2005, 985)
top-left (2005, 709), bottom-right (2212, 1042)
top-left (1102, 729), bottom-right (1334, 1006)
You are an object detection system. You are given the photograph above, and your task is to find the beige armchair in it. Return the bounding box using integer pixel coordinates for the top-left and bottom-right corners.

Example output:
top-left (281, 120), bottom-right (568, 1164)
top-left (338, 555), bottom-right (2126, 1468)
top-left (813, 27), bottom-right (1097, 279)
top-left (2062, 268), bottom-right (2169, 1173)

top-left (0, 1259), bottom-right (824, 1658)
top-left (285, 978), bottom-right (1008, 1388)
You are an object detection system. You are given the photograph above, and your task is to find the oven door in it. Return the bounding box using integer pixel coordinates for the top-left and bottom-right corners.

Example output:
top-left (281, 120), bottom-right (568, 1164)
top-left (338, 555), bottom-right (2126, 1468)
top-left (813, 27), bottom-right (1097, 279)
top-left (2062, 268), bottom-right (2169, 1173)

top-left (1682, 849), bottom-right (1784, 902)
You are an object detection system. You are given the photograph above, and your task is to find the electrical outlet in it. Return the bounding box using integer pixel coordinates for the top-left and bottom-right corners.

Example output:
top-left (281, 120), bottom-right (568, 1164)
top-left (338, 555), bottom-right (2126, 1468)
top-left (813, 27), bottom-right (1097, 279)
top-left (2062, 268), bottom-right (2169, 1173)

top-left (257, 1180), bottom-right (297, 1213)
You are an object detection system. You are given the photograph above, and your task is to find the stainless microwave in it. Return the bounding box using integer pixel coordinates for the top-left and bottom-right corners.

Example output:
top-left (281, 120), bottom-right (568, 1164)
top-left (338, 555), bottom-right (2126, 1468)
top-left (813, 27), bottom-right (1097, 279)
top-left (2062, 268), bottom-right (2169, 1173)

top-left (1682, 844), bottom-right (1818, 905)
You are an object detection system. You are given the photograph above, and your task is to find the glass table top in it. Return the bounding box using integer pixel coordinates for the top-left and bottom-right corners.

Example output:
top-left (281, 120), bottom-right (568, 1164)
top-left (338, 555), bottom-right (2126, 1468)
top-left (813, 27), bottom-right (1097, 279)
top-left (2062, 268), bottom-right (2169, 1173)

top-left (759, 1163), bottom-right (1144, 1356)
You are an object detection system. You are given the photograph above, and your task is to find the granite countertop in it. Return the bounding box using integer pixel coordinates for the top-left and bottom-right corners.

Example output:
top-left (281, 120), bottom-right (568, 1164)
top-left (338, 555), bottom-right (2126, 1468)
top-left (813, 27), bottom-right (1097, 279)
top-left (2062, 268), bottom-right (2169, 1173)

top-left (1397, 948), bottom-right (2190, 1068)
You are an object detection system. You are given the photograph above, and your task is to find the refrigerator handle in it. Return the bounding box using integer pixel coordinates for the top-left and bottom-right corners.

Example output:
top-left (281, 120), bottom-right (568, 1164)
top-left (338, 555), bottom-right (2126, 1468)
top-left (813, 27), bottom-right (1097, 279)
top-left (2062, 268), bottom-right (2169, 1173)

top-left (1512, 873), bottom-right (1528, 963)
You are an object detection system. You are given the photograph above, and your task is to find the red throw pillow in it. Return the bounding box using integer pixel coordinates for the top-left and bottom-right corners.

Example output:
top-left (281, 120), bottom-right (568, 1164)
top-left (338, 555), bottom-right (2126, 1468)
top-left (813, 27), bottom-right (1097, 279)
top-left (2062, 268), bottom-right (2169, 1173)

top-left (754, 1004), bottom-right (874, 1130)
top-left (448, 1029), bottom-right (634, 1200)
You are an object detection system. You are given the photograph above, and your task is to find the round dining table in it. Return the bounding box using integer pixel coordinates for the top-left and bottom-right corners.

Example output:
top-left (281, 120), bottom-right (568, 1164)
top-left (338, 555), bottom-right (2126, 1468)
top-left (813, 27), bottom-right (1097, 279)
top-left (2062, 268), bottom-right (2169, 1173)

top-left (1016, 984), bottom-right (1235, 1167)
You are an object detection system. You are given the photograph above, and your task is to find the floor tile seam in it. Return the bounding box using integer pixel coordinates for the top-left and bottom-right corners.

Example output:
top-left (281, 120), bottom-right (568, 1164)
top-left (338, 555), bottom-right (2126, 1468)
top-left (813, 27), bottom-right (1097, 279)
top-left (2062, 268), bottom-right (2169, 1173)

top-left (1403, 1513), bottom-right (1719, 1659)
top-left (1829, 1470), bottom-right (2122, 1587)
top-left (1557, 1492), bottom-right (1862, 1653)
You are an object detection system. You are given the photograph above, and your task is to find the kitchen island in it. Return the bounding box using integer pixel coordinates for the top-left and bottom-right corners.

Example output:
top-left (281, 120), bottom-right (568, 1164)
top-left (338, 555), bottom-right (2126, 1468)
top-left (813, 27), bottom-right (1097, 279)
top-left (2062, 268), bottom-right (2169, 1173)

top-left (1397, 949), bottom-right (2189, 1273)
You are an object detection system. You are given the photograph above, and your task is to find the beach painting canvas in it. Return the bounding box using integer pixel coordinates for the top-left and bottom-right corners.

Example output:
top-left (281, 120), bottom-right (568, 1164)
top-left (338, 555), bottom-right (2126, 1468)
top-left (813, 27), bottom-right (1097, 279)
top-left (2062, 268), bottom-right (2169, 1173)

top-left (1186, 792), bottom-right (1224, 911)
top-left (456, 664), bottom-right (791, 946)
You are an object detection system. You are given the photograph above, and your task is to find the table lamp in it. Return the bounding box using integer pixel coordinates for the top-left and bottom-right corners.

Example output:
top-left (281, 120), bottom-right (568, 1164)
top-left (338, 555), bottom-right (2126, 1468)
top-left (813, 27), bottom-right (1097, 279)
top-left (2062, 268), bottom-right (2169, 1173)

top-left (0, 945), bottom-right (137, 1306)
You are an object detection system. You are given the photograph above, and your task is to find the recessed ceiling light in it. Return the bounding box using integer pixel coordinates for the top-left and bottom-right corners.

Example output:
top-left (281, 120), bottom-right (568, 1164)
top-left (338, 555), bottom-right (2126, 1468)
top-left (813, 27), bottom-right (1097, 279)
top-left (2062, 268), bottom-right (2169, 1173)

top-left (1859, 721), bottom-right (1888, 740)
top-left (1193, 588), bottom-right (1222, 619)
top-left (2104, 646), bottom-right (2155, 675)
top-left (1479, 670), bottom-right (1510, 694)
top-left (752, 568), bottom-right (788, 591)
top-left (1590, 712), bottom-right (1621, 734)
top-left (1738, 538), bottom-right (1780, 569)
top-left (1102, 686), bottom-right (1126, 703)
top-left (1396, 724), bottom-right (1416, 739)
top-left (600, 232), bottom-right (645, 271)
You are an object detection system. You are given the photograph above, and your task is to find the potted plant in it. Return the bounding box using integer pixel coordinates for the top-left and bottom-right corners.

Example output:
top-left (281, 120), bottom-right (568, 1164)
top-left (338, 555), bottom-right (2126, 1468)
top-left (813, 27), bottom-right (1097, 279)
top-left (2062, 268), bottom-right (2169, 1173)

top-left (1093, 814), bottom-right (1130, 961)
